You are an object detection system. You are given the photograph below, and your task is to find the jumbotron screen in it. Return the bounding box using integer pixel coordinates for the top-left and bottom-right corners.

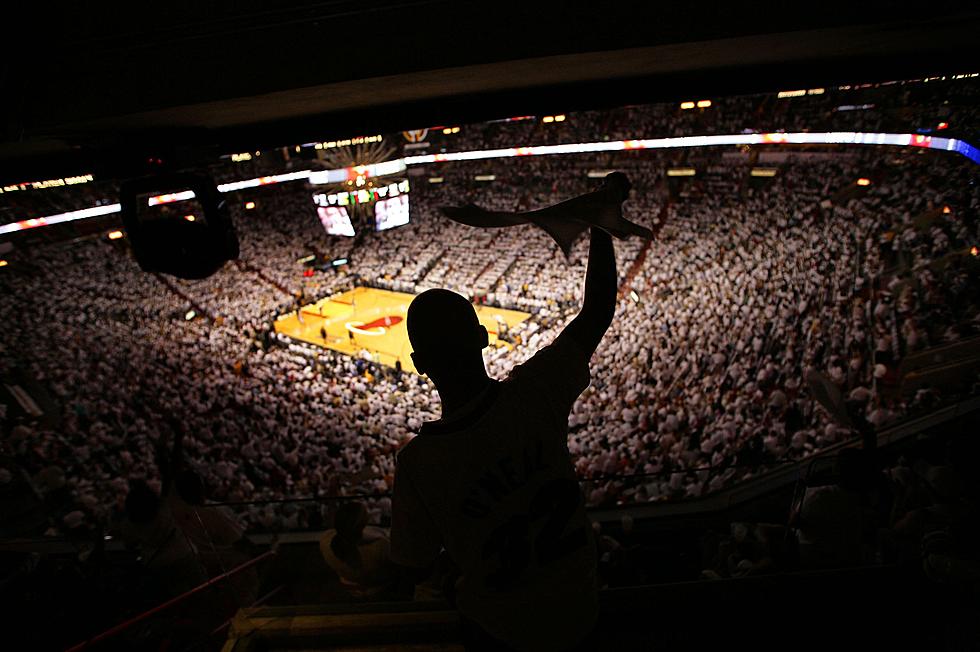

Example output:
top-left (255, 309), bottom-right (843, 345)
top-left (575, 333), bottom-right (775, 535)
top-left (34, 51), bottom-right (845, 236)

top-left (375, 194), bottom-right (410, 232)
top-left (317, 206), bottom-right (355, 237)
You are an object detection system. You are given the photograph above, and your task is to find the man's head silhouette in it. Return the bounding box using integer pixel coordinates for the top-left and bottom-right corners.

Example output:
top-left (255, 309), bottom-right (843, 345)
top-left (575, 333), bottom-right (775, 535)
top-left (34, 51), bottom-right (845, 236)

top-left (407, 289), bottom-right (489, 379)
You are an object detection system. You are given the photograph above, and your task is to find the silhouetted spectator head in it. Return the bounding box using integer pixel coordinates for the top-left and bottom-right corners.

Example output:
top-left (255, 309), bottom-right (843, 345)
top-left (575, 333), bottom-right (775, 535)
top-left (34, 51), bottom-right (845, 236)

top-left (915, 461), bottom-right (960, 503)
top-left (407, 289), bottom-right (488, 378)
top-left (175, 469), bottom-right (205, 505)
top-left (335, 500), bottom-right (368, 536)
top-left (621, 513), bottom-right (634, 536)
top-left (125, 480), bottom-right (160, 524)
top-left (331, 501), bottom-right (369, 567)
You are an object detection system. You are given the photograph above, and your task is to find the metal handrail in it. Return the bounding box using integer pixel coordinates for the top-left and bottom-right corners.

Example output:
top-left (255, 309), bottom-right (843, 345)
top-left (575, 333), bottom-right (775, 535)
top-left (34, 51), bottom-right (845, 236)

top-left (202, 448), bottom-right (840, 510)
top-left (65, 549), bottom-right (275, 652)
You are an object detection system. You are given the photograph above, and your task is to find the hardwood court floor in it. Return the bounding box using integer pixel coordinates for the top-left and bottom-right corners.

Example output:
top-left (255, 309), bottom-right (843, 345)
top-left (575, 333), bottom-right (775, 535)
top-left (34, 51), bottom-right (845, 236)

top-left (273, 286), bottom-right (530, 374)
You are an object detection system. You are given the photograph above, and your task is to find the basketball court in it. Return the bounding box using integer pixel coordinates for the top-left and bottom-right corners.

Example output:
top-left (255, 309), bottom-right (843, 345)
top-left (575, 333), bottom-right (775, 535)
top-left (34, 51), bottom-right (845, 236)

top-left (274, 286), bottom-right (531, 374)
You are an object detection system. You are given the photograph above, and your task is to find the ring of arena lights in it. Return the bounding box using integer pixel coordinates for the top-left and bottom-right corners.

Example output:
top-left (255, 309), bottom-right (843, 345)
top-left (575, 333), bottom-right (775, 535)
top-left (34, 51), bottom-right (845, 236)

top-left (2, 132), bottom-right (977, 236)
top-left (345, 321), bottom-right (387, 336)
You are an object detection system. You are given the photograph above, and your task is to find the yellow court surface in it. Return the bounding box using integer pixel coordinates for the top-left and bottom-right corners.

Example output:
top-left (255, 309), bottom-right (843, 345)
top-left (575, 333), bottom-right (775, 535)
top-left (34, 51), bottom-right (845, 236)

top-left (274, 286), bottom-right (531, 374)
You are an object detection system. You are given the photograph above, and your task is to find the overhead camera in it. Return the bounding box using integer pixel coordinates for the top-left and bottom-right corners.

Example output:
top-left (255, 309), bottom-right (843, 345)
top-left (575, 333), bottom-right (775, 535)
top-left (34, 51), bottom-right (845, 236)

top-left (120, 172), bottom-right (239, 279)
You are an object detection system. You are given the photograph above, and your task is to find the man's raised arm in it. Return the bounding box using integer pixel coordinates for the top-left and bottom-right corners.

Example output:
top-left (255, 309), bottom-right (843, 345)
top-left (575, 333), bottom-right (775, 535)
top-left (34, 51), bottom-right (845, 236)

top-left (556, 227), bottom-right (617, 357)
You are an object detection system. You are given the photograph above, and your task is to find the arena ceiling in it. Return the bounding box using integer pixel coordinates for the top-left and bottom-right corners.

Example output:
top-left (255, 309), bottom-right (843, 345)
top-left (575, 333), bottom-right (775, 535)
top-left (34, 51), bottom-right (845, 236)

top-left (2, 1), bottom-right (979, 183)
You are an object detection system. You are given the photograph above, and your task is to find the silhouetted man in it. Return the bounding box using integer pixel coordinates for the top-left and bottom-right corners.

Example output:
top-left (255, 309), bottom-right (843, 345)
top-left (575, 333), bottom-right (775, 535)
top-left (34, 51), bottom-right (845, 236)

top-left (391, 174), bottom-right (629, 651)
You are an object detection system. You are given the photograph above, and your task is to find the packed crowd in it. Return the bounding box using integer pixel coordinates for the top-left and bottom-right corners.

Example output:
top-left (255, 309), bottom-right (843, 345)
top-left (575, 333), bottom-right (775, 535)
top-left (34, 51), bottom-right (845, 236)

top-left (567, 153), bottom-right (980, 504)
top-left (1, 141), bottom-right (978, 539)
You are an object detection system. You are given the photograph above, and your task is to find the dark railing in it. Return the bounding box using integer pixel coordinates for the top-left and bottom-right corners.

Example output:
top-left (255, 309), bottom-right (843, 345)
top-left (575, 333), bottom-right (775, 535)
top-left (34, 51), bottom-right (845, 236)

top-left (202, 456), bottom-right (814, 512)
top-left (65, 549), bottom-right (275, 652)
